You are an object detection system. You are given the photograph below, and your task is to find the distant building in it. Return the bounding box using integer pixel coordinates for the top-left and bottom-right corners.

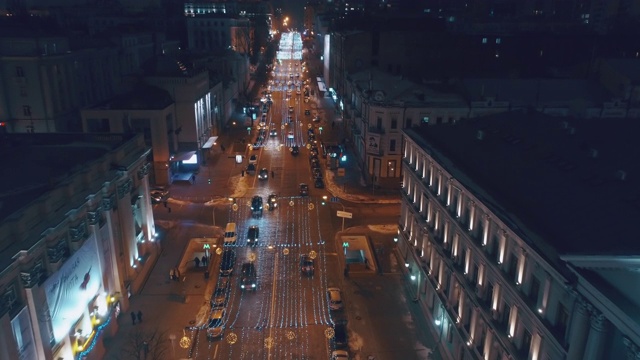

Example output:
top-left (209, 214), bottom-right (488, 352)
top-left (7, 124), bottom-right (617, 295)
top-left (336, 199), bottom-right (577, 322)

top-left (343, 68), bottom-right (468, 186)
top-left (0, 133), bottom-right (155, 360)
top-left (400, 111), bottom-right (640, 360)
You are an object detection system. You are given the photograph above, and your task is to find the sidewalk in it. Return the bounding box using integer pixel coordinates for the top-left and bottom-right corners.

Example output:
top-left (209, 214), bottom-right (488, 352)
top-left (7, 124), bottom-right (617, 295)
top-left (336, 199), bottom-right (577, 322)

top-left (103, 222), bottom-right (218, 360)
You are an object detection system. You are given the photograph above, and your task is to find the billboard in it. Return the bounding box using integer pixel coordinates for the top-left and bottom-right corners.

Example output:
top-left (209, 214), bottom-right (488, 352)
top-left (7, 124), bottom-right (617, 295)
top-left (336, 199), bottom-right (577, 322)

top-left (43, 235), bottom-right (103, 342)
top-left (366, 133), bottom-right (380, 154)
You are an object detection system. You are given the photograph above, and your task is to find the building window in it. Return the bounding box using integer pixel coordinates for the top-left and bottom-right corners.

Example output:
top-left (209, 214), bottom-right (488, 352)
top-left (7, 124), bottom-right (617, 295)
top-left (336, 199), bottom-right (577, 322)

top-left (529, 276), bottom-right (540, 304)
top-left (422, 116), bottom-right (430, 124)
top-left (390, 139), bottom-right (396, 152)
top-left (376, 117), bottom-right (382, 129)
top-left (482, 37), bottom-right (487, 44)
top-left (406, 118), bottom-right (412, 128)
top-left (556, 304), bottom-right (569, 336)
top-left (23, 105), bottom-right (31, 116)
top-left (16, 66), bottom-right (24, 77)
top-left (391, 118), bottom-right (398, 129)
top-left (496, 38), bottom-right (501, 44)
top-left (20, 87), bottom-right (27, 97)
top-left (521, 328), bottom-right (532, 356)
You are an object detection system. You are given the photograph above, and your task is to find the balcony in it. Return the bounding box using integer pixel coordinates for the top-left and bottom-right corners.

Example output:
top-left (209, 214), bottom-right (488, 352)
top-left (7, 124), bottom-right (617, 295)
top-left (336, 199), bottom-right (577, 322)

top-left (368, 126), bottom-right (385, 135)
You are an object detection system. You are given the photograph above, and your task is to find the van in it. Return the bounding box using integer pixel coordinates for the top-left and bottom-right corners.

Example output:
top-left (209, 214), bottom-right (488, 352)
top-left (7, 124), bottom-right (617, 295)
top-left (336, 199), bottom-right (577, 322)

top-left (224, 223), bottom-right (237, 246)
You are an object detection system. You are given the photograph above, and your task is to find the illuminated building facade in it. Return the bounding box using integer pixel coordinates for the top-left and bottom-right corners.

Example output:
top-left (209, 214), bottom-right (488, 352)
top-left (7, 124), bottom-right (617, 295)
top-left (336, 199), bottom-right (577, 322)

top-left (399, 111), bottom-right (640, 359)
top-left (0, 133), bottom-right (155, 360)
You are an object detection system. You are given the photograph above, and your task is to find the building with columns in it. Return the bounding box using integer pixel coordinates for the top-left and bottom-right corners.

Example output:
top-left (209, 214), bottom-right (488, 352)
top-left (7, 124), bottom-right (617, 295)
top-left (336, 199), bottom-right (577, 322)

top-left (0, 133), bottom-right (157, 360)
top-left (399, 110), bottom-right (640, 359)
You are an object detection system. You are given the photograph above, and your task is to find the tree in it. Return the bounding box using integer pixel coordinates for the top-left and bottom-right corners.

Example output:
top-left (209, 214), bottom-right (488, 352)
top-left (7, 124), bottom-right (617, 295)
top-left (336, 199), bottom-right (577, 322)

top-left (117, 328), bottom-right (170, 360)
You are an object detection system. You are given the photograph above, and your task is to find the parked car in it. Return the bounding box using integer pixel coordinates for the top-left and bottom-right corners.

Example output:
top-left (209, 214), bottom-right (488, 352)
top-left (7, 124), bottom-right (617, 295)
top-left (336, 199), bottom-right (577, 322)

top-left (331, 350), bottom-right (350, 360)
top-left (300, 254), bottom-right (315, 276)
top-left (267, 194), bottom-right (278, 210)
top-left (299, 183), bottom-right (309, 196)
top-left (327, 287), bottom-right (344, 311)
top-left (207, 307), bottom-right (226, 339)
top-left (247, 226), bottom-right (259, 246)
top-left (332, 323), bottom-right (348, 349)
top-left (150, 187), bottom-right (169, 203)
top-left (240, 262), bottom-right (257, 290)
top-left (220, 250), bottom-right (236, 276)
top-left (211, 287), bottom-right (228, 307)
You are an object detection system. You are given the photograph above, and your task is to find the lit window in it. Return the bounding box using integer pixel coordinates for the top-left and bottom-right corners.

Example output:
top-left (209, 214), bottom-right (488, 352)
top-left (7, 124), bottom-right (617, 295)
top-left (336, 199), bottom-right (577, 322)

top-left (482, 38), bottom-right (487, 44)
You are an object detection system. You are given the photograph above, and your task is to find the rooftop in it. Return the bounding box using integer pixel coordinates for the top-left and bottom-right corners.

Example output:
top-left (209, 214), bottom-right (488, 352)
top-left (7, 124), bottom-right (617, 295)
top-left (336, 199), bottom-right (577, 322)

top-left (407, 111), bottom-right (640, 256)
top-left (0, 133), bottom-right (136, 223)
top-left (91, 83), bottom-right (174, 110)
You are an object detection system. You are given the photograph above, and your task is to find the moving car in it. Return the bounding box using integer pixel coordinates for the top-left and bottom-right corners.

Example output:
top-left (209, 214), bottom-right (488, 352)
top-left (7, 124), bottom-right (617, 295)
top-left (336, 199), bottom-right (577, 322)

top-left (327, 287), bottom-right (344, 311)
top-left (258, 168), bottom-right (269, 180)
top-left (270, 128), bottom-right (278, 137)
top-left (220, 249), bottom-right (236, 276)
top-left (251, 196), bottom-right (263, 216)
top-left (240, 262), bottom-right (257, 290)
top-left (267, 194), bottom-right (278, 210)
top-left (207, 307), bottom-right (226, 339)
top-left (299, 183), bottom-right (309, 196)
top-left (287, 131), bottom-right (295, 140)
top-left (211, 287), bottom-right (228, 307)
top-left (288, 106), bottom-right (294, 113)
top-left (246, 163), bottom-right (256, 175)
top-left (300, 254), bottom-right (315, 276)
top-left (304, 109), bottom-right (311, 115)
top-left (314, 178), bottom-right (325, 189)
top-left (247, 225), bottom-right (259, 246)
top-left (291, 145), bottom-right (300, 155)
top-left (249, 154), bottom-right (258, 165)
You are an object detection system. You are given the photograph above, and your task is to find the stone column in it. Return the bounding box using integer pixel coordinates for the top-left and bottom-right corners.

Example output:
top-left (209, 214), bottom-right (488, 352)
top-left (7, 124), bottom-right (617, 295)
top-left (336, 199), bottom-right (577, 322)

top-left (567, 298), bottom-right (590, 360)
top-left (583, 311), bottom-right (609, 360)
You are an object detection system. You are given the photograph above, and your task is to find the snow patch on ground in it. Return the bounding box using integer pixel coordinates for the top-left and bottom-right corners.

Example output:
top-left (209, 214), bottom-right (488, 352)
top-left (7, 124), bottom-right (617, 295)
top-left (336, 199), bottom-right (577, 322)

top-left (366, 224), bottom-right (397, 234)
top-left (325, 171), bottom-right (399, 204)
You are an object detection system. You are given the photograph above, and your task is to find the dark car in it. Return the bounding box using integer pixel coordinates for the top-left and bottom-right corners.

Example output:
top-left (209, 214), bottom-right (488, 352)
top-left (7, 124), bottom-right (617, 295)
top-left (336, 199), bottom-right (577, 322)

top-left (299, 183), bottom-right (309, 196)
top-left (211, 287), bottom-right (228, 307)
top-left (332, 323), bottom-right (348, 349)
top-left (314, 178), bottom-right (325, 188)
top-left (267, 194), bottom-right (278, 210)
top-left (312, 168), bottom-right (323, 179)
top-left (246, 163), bottom-right (256, 175)
top-left (304, 109), bottom-right (311, 115)
top-left (291, 145), bottom-right (300, 156)
top-left (220, 249), bottom-right (236, 276)
top-left (150, 187), bottom-right (170, 204)
top-left (247, 225), bottom-right (259, 246)
top-left (270, 128), bottom-right (278, 137)
top-left (258, 168), bottom-right (269, 180)
top-left (300, 254), bottom-right (315, 276)
top-left (240, 262), bottom-right (257, 290)
top-left (251, 196), bottom-right (263, 217)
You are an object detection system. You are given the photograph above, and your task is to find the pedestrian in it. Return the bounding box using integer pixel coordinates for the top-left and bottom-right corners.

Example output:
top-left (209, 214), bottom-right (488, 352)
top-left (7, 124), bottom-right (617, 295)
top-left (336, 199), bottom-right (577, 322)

top-left (271, 170), bottom-right (274, 178)
top-left (168, 207), bottom-right (172, 213)
top-left (163, 201), bottom-right (167, 208)
top-left (364, 258), bottom-right (369, 268)
top-left (137, 310), bottom-right (143, 323)
top-left (221, 144), bottom-right (226, 152)
top-left (194, 256), bottom-right (201, 268)
top-left (170, 268), bottom-right (175, 281)
top-left (130, 311), bottom-right (136, 325)
top-left (202, 256), bottom-right (208, 267)
top-left (343, 265), bottom-right (349, 278)
top-left (175, 267), bottom-right (181, 278)
top-left (241, 170), bottom-right (245, 177)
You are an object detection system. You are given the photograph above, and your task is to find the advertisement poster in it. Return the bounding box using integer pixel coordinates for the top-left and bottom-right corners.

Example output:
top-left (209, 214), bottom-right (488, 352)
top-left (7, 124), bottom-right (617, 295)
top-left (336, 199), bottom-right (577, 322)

top-left (43, 235), bottom-right (103, 342)
top-left (367, 133), bottom-right (380, 154)
top-left (11, 307), bottom-right (37, 360)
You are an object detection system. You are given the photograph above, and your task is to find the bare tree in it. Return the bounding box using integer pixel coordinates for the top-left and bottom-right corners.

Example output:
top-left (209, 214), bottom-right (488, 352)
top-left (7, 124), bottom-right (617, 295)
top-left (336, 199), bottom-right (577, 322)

top-left (118, 328), bottom-right (170, 360)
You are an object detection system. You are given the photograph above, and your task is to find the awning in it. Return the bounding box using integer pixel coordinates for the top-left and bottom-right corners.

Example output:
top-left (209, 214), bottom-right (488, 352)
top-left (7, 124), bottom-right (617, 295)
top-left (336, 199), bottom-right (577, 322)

top-left (170, 151), bottom-right (196, 162)
top-left (202, 136), bottom-right (218, 149)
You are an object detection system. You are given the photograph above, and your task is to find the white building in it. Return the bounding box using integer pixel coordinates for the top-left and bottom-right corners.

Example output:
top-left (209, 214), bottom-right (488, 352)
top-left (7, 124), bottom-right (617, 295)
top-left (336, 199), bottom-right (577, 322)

top-left (0, 133), bottom-right (156, 360)
top-left (399, 111), bottom-right (640, 360)
top-left (343, 68), bottom-right (468, 185)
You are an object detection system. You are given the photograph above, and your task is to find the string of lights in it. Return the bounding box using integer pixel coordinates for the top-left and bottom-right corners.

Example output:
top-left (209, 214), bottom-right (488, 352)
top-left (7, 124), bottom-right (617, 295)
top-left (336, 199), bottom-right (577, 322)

top-left (77, 313), bottom-right (112, 359)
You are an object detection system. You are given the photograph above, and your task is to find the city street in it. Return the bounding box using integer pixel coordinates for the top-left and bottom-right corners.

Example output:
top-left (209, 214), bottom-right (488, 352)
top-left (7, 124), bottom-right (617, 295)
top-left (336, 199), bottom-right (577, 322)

top-left (104, 31), bottom-right (440, 360)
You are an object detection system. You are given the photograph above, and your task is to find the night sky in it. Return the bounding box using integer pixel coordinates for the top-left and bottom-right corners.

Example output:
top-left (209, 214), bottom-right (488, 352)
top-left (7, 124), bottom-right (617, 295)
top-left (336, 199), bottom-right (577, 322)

top-left (270, 0), bottom-right (305, 29)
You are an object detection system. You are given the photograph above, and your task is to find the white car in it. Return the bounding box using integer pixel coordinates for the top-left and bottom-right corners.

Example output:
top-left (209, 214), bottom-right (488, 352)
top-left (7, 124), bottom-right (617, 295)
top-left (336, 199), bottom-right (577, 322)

top-left (327, 287), bottom-right (344, 311)
top-left (331, 350), bottom-right (349, 360)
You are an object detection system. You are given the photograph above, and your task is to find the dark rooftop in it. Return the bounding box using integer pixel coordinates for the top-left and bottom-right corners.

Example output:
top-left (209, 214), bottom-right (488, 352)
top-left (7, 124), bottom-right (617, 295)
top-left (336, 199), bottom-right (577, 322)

top-left (407, 111), bottom-right (640, 256)
top-left (0, 133), bottom-right (136, 223)
top-left (93, 82), bottom-right (174, 110)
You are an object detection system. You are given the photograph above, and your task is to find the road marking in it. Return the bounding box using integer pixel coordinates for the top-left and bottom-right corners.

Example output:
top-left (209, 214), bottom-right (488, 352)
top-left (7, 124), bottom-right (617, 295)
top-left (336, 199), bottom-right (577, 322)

top-left (213, 343), bottom-right (219, 358)
top-left (267, 252), bottom-right (279, 360)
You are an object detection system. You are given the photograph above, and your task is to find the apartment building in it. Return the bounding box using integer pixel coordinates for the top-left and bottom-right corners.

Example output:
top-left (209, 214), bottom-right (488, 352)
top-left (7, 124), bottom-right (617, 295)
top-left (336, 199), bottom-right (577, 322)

top-left (343, 68), bottom-right (468, 185)
top-left (399, 111), bottom-right (640, 359)
top-left (0, 133), bottom-right (155, 360)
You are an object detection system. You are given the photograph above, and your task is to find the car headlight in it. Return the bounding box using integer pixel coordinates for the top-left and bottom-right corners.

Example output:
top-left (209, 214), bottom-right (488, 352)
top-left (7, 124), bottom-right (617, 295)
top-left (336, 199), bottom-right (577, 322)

top-left (241, 285), bottom-right (245, 289)
top-left (252, 284), bottom-right (256, 288)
